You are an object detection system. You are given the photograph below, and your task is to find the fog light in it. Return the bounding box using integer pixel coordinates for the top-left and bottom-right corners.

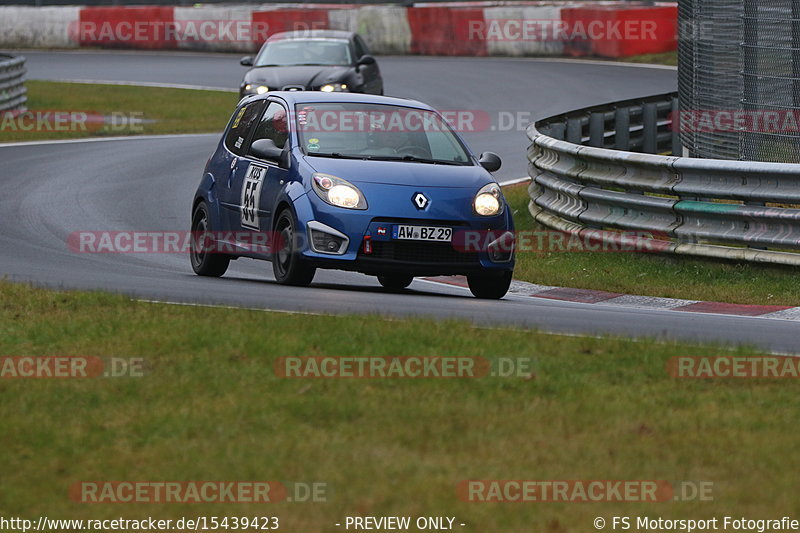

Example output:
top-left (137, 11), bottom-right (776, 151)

top-left (311, 230), bottom-right (345, 254)
top-left (487, 231), bottom-right (515, 263)
top-left (307, 221), bottom-right (349, 255)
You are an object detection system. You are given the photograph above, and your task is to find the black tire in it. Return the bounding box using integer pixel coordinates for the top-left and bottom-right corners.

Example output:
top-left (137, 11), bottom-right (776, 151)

top-left (467, 271), bottom-right (512, 299)
top-left (190, 201), bottom-right (230, 277)
top-left (272, 208), bottom-right (316, 286)
top-left (377, 274), bottom-right (414, 290)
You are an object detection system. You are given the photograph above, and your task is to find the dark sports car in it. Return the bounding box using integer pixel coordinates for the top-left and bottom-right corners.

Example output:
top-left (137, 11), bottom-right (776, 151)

top-left (239, 30), bottom-right (383, 98)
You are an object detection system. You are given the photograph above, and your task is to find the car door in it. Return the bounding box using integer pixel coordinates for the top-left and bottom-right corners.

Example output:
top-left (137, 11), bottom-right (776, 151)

top-left (232, 101), bottom-right (292, 249)
top-left (219, 100), bottom-right (267, 232)
top-left (353, 35), bottom-right (382, 94)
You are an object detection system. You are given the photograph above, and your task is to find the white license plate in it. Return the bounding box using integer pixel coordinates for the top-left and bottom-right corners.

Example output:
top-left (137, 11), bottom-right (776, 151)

top-left (394, 225), bottom-right (452, 242)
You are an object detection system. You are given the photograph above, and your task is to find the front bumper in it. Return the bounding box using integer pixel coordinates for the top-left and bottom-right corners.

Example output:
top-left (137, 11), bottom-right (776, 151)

top-left (295, 198), bottom-right (515, 276)
top-left (239, 85), bottom-right (350, 98)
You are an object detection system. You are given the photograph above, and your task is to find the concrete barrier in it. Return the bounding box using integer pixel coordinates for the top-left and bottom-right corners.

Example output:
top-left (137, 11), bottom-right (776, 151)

top-left (78, 6), bottom-right (177, 49)
top-left (330, 6), bottom-right (412, 55)
top-left (251, 7), bottom-right (330, 46)
top-left (0, 2), bottom-right (678, 59)
top-left (407, 6), bottom-right (487, 56)
top-left (561, 3), bottom-right (677, 57)
top-left (0, 7), bottom-right (80, 49)
top-left (483, 5), bottom-right (566, 56)
top-left (173, 6), bottom-right (256, 53)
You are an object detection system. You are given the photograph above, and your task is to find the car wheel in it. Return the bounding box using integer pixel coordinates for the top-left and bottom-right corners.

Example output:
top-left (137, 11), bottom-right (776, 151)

top-left (467, 271), bottom-right (512, 299)
top-left (190, 201), bottom-right (230, 277)
top-left (273, 208), bottom-right (316, 286)
top-left (377, 274), bottom-right (413, 290)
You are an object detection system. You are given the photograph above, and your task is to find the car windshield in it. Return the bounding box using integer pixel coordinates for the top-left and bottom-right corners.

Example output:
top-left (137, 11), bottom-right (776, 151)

top-left (255, 39), bottom-right (352, 67)
top-left (295, 103), bottom-right (472, 165)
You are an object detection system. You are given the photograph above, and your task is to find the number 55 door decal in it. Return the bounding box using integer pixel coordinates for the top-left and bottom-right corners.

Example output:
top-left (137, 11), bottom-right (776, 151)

top-left (241, 164), bottom-right (266, 230)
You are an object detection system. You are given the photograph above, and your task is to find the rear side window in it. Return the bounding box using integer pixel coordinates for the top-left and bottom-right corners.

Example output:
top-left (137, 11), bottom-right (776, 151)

top-left (225, 101), bottom-right (266, 155)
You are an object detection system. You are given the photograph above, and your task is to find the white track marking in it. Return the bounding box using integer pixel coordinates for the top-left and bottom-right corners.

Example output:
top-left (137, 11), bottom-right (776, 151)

top-left (0, 133), bottom-right (217, 148)
top-left (499, 176), bottom-right (531, 186)
top-left (47, 78), bottom-right (237, 92)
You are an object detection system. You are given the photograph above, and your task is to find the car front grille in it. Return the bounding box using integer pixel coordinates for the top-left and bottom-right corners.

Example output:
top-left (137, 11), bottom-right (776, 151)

top-left (362, 240), bottom-right (478, 265)
top-left (282, 85), bottom-right (305, 91)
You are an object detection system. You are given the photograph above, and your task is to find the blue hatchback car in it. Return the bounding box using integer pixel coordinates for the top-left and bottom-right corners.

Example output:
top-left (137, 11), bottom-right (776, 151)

top-left (190, 92), bottom-right (515, 298)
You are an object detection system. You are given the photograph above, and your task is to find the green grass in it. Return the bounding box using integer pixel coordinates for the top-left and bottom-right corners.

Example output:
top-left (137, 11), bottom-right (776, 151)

top-left (3, 280), bottom-right (800, 529)
top-left (0, 81), bottom-right (236, 142)
top-left (507, 184), bottom-right (800, 305)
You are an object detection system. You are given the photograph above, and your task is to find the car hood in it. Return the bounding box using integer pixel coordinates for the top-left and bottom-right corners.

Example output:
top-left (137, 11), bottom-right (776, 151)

top-left (243, 65), bottom-right (351, 89)
top-left (301, 156), bottom-right (492, 189)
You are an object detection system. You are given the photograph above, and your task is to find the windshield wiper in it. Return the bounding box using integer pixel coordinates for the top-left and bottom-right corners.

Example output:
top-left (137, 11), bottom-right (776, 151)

top-left (307, 153), bottom-right (467, 165)
top-left (366, 155), bottom-right (466, 166)
top-left (402, 155), bottom-right (465, 165)
top-left (308, 152), bottom-right (374, 160)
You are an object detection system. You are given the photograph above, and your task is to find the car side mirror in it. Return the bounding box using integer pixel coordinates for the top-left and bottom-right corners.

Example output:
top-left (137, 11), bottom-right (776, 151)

top-left (357, 54), bottom-right (376, 65)
top-left (251, 139), bottom-right (290, 169)
top-left (240, 56), bottom-right (254, 67)
top-left (478, 152), bottom-right (502, 172)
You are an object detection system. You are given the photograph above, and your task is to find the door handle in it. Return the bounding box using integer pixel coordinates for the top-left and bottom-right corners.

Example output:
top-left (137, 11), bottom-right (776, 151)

top-left (227, 158), bottom-right (238, 188)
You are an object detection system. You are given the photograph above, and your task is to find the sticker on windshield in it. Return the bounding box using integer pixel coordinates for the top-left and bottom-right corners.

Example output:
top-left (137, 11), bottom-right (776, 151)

top-left (297, 106), bottom-right (313, 126)
top-left (232, 106), bottom-right (247, 129)
top-left (307, 138), bottom-right (320, 152)
top-left (241, 163), bottom-right (266, 230)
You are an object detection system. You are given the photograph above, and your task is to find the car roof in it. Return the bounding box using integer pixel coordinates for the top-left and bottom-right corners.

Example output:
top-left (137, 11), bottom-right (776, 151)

top-left (244, 91), bottom-right (435, 112)
top-left (268, 30), bottom-right (355, 42)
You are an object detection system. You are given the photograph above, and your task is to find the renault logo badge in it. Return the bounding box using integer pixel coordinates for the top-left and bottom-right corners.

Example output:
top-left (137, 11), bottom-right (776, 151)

top-left (412, 192), bottom-right (429, 210)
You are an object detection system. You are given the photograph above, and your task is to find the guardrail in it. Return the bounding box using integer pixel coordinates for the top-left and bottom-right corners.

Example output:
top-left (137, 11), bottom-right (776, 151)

top-left (0, 54), bottom-right (27, 113)
top-left (527, 91), bottom-right (800, 267)
top-left (0, 0), bottom-right (655, 5)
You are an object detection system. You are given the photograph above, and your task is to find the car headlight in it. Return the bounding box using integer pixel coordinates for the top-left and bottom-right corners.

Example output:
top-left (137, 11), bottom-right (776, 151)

top-left (244, 84), bottom-right (269, 94)
top-left (312, 173), bottom-right (367, 210)
top-left (473, 183), bottom-right (504, 216)
top-left (319, 83), bottom-right (348, 93)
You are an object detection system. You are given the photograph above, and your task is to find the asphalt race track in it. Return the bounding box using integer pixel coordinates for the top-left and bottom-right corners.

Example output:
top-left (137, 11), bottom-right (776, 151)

top-left (4, 51), bottom-right (799, 353)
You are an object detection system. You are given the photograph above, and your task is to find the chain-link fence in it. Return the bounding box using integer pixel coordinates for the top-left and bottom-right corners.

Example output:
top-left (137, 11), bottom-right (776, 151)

top-left (679, 0), bottom-right (800, 163)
